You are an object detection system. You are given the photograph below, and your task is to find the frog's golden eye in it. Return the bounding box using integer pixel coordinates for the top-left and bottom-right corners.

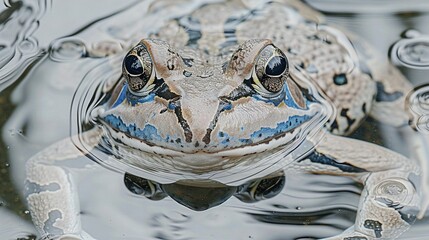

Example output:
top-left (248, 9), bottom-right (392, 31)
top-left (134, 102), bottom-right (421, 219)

top-left (123, 43), bottom-right (154, 94)
top-left (253, 45), bottom-right (289, 95)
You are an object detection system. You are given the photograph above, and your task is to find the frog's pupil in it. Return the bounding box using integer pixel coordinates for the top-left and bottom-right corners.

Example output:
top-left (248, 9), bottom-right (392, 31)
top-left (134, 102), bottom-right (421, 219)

top-left (124, 55), bottom-right (143, 75)
top-left (265, 56), bottom-right (287, 76)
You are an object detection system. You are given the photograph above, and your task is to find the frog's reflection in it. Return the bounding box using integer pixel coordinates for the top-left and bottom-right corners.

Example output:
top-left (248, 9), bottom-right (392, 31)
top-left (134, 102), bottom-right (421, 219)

top-left (124, 172), bottom-right (285, 211)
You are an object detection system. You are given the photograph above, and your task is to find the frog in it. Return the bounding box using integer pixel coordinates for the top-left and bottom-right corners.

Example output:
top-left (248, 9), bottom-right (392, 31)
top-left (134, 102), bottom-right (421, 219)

top-left (22, 0), bottom-right (426, 239)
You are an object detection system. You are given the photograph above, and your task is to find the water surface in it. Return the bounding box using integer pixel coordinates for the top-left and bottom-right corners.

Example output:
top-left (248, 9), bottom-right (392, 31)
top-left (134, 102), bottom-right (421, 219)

top-left (1, 0), bottom-right (429, 239)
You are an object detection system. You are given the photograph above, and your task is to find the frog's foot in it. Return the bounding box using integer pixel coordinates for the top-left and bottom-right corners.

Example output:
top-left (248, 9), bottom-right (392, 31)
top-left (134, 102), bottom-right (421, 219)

top-left (322, 174), bottom-right (419, 240)
top-left (294, 133), bottom-right (422, 239)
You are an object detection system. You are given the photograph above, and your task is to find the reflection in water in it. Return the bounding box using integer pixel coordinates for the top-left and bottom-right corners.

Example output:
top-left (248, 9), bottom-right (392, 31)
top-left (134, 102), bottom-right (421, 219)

top-left (124, 172), bottom-right (285, 211)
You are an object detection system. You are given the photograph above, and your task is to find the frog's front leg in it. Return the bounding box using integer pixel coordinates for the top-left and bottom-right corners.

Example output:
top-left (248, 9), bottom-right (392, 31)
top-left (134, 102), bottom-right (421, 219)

top-left (24, 129), bottom-right (101, 240)
top-left (293, 133), bottom-right (421, 240)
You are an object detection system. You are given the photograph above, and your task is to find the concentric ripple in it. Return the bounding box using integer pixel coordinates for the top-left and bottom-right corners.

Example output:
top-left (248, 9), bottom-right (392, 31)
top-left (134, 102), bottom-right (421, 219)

top-left (407, 84), bottom-right (429, 133)
top-left (390, 30), bottom-right (429, 70)
top-left (0, 0), bottom-right (49, 92)
top-left (49, 37), bottom-right (87, 62)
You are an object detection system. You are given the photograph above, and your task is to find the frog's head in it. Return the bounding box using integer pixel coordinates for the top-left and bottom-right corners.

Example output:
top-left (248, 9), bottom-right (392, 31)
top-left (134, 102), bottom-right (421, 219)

top-left (98, 39), bottom-right (325, 157)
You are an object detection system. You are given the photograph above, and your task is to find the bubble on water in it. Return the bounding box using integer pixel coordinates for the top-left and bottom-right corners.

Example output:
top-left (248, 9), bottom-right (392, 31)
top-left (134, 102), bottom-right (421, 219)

top-left (390, 29), bottom-right (429, 69)
top-left (49, 37), bottom-right (87, 62)
top-left (407, 84), bottom-right (429, 133)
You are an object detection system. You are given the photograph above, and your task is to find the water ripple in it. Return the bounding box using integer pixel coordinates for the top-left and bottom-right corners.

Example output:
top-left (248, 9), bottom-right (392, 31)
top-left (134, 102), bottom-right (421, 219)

top-left (0, 0), bottom-right (49, 92)
top-left (407, 84), bottom-right (429, 133)
top-left (390, 30), bottom-right (429, 70)
top-left (49, 37), bottom-right (87, 62)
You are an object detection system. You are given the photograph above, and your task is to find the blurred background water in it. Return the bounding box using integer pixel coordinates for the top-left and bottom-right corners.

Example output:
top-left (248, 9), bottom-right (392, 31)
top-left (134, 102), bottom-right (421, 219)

top-left (0, 0), bottom-right (429, 239)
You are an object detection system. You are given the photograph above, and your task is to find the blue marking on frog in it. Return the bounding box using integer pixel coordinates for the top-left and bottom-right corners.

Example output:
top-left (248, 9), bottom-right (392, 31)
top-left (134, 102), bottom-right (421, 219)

top-left (110, 83), bottom-right (156, 108)
top-left (222, 102), bottom-right (233, 111)
top-left (103, 114), bottom-right (163, 142)
top-left (238, 114), bottom-right (311, 144)
top-left (111, 85), bottom-right (127, 108)
top-left (218, 131), bottom-right (232, 145)
top-left (216, 115), bottom-right (311, 146)
top-left (128, 92), bottom-right (155, 106)
top-left (252, 82), bottom-right (309, 110)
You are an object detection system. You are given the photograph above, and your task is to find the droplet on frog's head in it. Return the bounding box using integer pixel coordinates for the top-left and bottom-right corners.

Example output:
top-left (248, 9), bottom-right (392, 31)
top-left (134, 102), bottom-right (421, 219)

top-left (50, 37), bottom-right (87, 62)
top-left (390, 30), bottom-right (429, 69)
top-left (265, 55), bottom-right (287, 77)
top-left (124, 55), bottom-right (144, 76)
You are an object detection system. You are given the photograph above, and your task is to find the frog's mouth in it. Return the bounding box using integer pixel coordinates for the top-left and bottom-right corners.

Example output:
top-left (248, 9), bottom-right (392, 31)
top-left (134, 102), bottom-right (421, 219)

top-left (99, 109), bottom-right (323, 160)
top-left (97, 116), bottom-right (323, 182)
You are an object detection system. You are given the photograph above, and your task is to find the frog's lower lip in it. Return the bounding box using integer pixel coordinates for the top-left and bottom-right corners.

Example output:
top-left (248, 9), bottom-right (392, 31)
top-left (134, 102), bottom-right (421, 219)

top-left (101, 123), bottom-right (308, 158)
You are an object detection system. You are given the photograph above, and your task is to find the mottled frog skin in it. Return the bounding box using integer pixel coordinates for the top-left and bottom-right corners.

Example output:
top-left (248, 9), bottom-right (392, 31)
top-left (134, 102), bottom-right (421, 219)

top-left (24, 1), bottom-right (424, 240)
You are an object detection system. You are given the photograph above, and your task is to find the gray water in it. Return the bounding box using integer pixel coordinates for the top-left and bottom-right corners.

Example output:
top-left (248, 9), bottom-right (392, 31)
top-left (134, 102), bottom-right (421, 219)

top-left (1, 0), bottom-right (429, 239)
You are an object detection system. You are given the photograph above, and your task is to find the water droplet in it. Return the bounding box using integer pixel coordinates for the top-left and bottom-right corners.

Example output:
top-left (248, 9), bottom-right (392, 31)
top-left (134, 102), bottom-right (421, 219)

top-left (416, 116), bottom-right (429, 133)
top-left (417, 91), bottom-right (429, 111)
top-left (50, 37), bottom-right (87, 62)
top-left (407, 84), bottom-right (429, 133)
top-left (18, 38), bottom-right (38, 54)
top-left (5, 163), bottom-right (9, 167)
top-left (403, 29), bottom-right (421, 39)
top-left (375, 178), bottom-right (413, 204)
top-left (390, 30), bottom-right (429, 69)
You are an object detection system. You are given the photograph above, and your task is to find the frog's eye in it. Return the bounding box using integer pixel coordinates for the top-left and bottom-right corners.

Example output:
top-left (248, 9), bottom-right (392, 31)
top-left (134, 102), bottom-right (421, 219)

top-left (123, 43), bottom-right (155, 94)
top-left (253, 45), bottom-right (289, 96)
